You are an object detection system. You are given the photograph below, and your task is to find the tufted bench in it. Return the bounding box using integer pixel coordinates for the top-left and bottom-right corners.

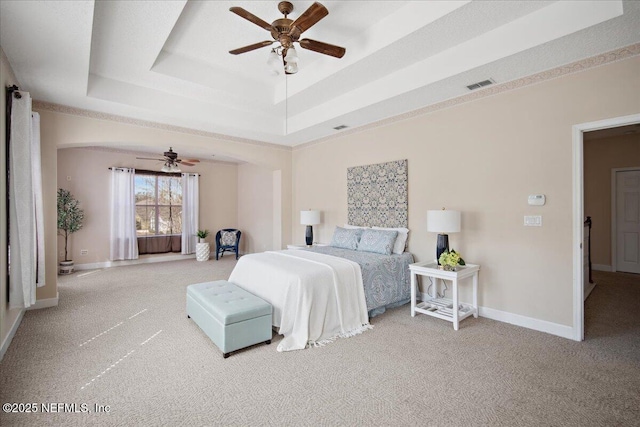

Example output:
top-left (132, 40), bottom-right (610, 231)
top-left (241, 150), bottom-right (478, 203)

top-left (187, 280), bottom-right (272, 358)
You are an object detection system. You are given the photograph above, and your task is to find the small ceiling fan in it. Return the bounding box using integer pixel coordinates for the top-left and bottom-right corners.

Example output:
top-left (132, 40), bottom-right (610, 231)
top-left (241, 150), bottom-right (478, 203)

top-left (136, 147), bottom-right (200, 172)
top-left (229, 1), bottom-right (345, 74)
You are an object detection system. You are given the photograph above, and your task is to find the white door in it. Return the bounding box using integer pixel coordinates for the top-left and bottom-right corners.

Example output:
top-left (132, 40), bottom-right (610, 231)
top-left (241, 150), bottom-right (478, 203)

top-left (616, 170), bottom-right (640, 273)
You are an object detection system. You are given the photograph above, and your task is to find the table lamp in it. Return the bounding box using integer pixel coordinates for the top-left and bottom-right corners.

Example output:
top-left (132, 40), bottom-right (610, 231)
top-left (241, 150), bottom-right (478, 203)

top-left (427, 208), bottom-right (461, 264)
top-left (300, 210), bottom-right (321, 246)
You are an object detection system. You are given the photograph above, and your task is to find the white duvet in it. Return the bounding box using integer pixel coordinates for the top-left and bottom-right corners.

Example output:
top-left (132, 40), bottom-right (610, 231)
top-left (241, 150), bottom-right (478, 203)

top-left (228, 250), bottom-right (371, 352)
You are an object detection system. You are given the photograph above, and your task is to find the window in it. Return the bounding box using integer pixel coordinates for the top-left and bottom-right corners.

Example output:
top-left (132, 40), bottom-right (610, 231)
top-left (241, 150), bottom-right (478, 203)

top-left (135, 173), bottom-right (182, 236)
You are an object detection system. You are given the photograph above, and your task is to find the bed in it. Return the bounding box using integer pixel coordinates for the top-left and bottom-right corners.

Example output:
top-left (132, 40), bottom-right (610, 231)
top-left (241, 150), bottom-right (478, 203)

top-left (228, 245), bottom-right (414, 352)
top-left (301, 245), bottom-right (414, 317)
top-left (229, 159), bottom-right (412, 351)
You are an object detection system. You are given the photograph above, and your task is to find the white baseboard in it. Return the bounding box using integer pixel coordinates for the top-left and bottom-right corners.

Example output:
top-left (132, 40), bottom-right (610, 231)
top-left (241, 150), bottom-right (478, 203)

top-left (592, 264), bottom-right (612, 272)
top-left (419, 292), bottom-right (574, 340)
top-left (478, 306), bottom-right (574, 339)
top-left (0, 309), bottom-right (25, 362)
top-left (74, 253), bottom-right (196, 271)
top-left (28, 292), bottom-right (59, 310)
top-left (0, 292), bottom-right (60, 361)
top-left (584, 282), bottom-right (597, 300)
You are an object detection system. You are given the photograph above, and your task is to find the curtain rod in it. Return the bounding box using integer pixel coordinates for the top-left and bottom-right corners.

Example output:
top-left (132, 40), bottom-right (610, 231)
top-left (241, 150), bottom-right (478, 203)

top-left (107, 167), bottom-right (200, 176)
top-left (6, 85), bottom-right (22, 99)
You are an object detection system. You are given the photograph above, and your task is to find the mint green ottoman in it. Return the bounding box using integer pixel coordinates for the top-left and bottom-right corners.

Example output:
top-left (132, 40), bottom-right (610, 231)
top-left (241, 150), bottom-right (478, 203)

top-left (187, 281), bottom-right (272, 358)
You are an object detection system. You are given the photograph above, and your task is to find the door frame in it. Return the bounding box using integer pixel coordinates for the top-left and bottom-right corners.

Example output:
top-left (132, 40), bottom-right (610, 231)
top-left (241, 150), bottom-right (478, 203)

top-left (572, 113), bottom-right (640, 341)
top-left (611, 167), bottom-right (640, 273)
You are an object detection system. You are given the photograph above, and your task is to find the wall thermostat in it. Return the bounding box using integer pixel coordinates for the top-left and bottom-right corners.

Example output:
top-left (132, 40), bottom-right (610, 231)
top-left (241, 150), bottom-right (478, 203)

top-left (528, 194), bottom-right (546, 206)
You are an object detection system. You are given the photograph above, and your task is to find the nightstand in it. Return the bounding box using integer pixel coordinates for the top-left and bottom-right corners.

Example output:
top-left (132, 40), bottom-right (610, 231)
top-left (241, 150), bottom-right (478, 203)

top-left (409, 261), bottom-right (480, 330)
top-left (287, 243), bottom-right (328, 249)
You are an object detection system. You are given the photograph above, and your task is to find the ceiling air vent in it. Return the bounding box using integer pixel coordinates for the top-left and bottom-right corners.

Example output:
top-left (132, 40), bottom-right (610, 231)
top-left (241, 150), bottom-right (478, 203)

top-left (333, 125), bottom-right (348, 130)
top-left (466, 78), bottom-right (495, 91)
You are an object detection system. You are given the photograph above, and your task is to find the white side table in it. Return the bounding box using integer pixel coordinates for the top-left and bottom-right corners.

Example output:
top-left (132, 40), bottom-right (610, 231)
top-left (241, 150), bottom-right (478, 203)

top-left (287, 243), bottom-right (328, 249)
top-left (409, 261), bottom-right (480, 330)
top-left (196, 242), bottom-right (210, 261)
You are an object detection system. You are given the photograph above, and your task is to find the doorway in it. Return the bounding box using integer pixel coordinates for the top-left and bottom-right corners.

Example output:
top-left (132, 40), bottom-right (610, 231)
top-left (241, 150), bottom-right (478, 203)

top-left (573, 114), bottom-right (640, 341)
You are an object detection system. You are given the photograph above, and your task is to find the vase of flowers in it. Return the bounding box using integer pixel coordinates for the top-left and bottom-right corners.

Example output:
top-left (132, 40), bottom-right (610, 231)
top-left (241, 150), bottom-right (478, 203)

top-left (438, 249), bottom-right (465, 271)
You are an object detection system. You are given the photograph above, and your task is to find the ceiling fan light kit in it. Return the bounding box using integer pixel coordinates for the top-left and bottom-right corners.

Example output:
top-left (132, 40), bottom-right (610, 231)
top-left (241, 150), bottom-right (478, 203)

top-left (229, 1), bottom-right (346, 75)
top-left (161, 162), bottom-right (181, 173)
top-left (136, 147), bottom-right (200, 173)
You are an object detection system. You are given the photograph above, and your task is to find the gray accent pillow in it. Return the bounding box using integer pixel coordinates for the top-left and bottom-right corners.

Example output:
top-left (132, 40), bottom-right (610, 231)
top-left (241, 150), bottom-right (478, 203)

top-left (357, 229), bottom-right (398, 255)
top-left (329, 226), bottom-right (363, 250)
top-left (221, 231), bottom-right (238, 246)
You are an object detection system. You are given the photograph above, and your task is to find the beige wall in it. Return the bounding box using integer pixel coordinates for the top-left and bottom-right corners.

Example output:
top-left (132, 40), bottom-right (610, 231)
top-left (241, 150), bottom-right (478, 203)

top-left (57, 148), bottom-right (238, 264)
top-left (237, 163), bottom-right (274, 254)
top-left (292, 56), bottom-right (640, 327)
top-left (584, 134), bottom-right (640, 267)
top-left (35, 108), bottom-right (292, 253)
top-left (37, 101), bottom-right (59, 301)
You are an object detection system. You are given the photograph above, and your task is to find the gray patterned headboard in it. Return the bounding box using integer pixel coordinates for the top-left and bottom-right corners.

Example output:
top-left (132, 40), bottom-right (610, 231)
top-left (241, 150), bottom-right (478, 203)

top-left (347, 159), bottom-right (408, 228)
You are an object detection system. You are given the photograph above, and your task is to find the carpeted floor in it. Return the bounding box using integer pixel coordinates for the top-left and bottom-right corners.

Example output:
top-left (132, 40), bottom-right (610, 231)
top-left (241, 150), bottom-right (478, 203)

top-left (0, 261), bottom-right (638, 426)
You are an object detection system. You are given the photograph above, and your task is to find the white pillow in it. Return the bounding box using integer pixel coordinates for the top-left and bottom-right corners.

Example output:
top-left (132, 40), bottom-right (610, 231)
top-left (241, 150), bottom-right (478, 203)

top-left (372, 226), bottom-right (409, 254)
top-left (343, 224), bottom-right (369, 230)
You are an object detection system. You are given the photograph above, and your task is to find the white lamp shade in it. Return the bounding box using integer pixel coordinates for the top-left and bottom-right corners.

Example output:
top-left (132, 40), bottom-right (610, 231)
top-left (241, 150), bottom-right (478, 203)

top-left (300, 210), bottom-right (321, 225)
top-left (267, 50), bottom-right (280, 75)
top-left (284, 62), bottom-right (298, 74)
top-left (284, 47), bottom-right (299, 63)
top-left (427, 210), bottom-right (461, 233)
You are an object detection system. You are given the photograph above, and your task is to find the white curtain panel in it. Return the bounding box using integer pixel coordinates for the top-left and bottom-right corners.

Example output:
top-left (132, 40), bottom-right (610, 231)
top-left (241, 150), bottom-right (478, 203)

top-left (109, 168), bottom-right (139, 260)
top-left (31, 112), bottom-right (45, 288)
top-left (8, 91), bottom-right (36, 309)
top-left (181, 173), bottom-right (199, 254)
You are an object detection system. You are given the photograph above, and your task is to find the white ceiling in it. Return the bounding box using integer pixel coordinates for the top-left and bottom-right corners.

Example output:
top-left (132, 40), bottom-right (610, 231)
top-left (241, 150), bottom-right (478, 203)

top-left (2, 0), bottom-right (639, 149)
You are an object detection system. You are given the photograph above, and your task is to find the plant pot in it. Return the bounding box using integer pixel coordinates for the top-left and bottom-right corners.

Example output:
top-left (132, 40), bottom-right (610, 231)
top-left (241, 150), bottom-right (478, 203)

top-left (196, 242), bottom-right (210, 261)
top-left (59, 260), bottom-right (74, 275)
top-left (199, 238), bottom-right (206, 243)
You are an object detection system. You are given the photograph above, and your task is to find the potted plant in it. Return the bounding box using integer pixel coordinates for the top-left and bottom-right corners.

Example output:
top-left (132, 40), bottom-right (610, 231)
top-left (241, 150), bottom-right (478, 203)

top-left (196, 229), bottom-right (210, 262)
top-left (438, 249), bottom-right (465, 271)
top-left (57, 188), bottom-right (84, 274)
top-left (197, 229), bottom-right (209, 243)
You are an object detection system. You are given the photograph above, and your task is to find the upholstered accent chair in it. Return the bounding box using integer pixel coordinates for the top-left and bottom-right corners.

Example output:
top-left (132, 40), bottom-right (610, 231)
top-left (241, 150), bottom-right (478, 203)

top-left (215, 229), bottom-right (242, 260)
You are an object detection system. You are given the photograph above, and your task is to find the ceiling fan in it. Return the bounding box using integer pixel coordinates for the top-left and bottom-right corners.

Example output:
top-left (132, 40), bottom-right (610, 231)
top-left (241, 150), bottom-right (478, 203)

top-left (136, 147), bottom-right (200, 172)
top-left (229, 1), bottom-right (345, 74)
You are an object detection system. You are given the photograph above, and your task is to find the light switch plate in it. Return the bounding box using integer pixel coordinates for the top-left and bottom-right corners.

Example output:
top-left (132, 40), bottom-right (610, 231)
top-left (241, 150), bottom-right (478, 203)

top-left (524, 215), bottom-right (542, 226)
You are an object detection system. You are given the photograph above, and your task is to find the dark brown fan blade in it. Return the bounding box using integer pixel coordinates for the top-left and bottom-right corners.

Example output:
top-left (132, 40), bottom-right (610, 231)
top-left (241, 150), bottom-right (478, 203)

top-left (299, 39), bottom-right (345, 58)
top-left (182, 159), bottom-right (200, 163)
top-left (229, 7), bottom-right (273, 31)
top-left (180, 161), bottom-right (195, 167)
top-left (136, 157), bottom-right (164, 161)
top-left (229, 40), bottom-right (274, 55)
top-left (291, 2), bottom-right (328, 34)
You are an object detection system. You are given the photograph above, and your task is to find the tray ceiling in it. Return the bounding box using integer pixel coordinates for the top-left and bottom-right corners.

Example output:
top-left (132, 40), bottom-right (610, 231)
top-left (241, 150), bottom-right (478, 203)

top-left (1, 0), bottom-right (639, 148)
